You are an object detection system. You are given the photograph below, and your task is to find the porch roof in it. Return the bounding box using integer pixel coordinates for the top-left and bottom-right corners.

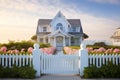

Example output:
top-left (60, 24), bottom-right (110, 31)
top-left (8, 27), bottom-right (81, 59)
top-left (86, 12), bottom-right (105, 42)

top-left (44, 29), bottom-right (74, 38)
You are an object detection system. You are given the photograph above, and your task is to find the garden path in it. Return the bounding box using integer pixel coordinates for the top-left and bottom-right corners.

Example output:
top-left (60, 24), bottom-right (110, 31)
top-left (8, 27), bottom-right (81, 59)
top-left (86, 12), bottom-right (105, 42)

top-left (35, 75), bottom-right (81, 80)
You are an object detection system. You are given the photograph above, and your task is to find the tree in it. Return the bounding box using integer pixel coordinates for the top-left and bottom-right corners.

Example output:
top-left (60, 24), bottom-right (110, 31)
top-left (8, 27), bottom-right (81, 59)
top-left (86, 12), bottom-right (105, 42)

top-left (94, 42), bottom-right (107, 46)
top-left (31, 35), bottom-right (37, 41)
top-left (83, 33), bottom-right (89, 39)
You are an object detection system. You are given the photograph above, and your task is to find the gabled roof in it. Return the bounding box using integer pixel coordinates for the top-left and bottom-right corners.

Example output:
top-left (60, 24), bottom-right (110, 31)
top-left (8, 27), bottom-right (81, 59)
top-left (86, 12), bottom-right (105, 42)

top-left (68, 19), bottom-right (81, 26)
top-left (37, 19), bottom-right (51, 26)
top-left (37, 19), bottom-right (83, 34)
top-left (37, 19), bottom-right (81, 26)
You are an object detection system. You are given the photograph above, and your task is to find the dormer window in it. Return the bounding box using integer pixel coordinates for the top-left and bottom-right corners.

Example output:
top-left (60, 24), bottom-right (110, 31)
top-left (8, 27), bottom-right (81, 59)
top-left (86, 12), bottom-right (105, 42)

top-left (56, 23), bottom-right (63, 30)
top-left (43, 27), bottom-right (47, 32)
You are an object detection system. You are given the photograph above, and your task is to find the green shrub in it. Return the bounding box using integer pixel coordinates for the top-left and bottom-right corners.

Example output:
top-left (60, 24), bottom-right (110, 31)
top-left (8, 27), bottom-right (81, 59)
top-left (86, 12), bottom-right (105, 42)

top-left (101, 62), bottom-right (120, 78)
top-left (0, 40), bottom-right (51, 51)
top-left (84, 65), bottom-right (101, 78)
top-left (68, 46), bottom-right (80, 49)
top-left (83, 62), bottom-right (120, 78)
top-left (0, 65), bottom-right (36, 79)
top-left (93, 42), bottom-right (107, 46)
top-left (39, 43), bottom-right (51, 48)
top-left (0, 40), bottom-right (34, 51)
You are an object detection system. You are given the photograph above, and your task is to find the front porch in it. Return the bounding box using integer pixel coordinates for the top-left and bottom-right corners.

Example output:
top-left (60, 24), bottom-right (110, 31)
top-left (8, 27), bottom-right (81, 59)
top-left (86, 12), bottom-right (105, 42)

top-left (43, 29), bottom-right (73, 50)
top-left (44, 36), bottom-right (71, 51)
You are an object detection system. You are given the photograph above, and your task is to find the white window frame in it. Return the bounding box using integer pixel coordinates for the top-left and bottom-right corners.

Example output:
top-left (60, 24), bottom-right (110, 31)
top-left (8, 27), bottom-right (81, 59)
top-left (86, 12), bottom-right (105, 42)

top-left (43, 27), bottom-right (47, 32)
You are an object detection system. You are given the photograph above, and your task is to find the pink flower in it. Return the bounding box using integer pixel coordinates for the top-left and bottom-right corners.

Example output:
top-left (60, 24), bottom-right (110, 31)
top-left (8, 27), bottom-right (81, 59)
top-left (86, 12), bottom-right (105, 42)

top-left (14, 49), bottom-right (19, 54)
top-left (27, 47), bottom-right (33, 53)
top-left (64, 47), bottom-right (71, 54)
top-left (105, 48), bottom-right (113, 54)
top-left (87, 47), bottom-right (93, 52)
top-left (92, 49), bottom-right (99, 53)
top-left (21, 48), bottom-right (25, 53)
top-left (0, 46), bottom-right (7, 53)
top-left (7, 50), bottom-right (13, 54)
top-left (113, 48), bottom-right (120, 53)
top-left (98, 47), bottom-right (106, 53)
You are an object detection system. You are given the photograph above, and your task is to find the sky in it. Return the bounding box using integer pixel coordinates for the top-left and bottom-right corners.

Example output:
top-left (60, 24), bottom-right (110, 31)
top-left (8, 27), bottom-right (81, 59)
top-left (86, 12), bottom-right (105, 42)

top-left (0, 0), bottom-right (120, 44)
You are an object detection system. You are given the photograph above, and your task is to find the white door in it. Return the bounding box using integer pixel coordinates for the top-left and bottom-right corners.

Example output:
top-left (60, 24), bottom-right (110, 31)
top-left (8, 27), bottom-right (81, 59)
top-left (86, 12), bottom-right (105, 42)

top-left (56, 36), bottom-right (63, 50)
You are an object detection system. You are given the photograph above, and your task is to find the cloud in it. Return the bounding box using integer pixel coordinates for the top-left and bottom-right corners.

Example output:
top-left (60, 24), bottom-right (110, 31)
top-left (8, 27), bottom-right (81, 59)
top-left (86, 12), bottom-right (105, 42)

top-left (0, 0), bottom-right (119, 43)
top-left (89, 0), bottom-right (120, 4)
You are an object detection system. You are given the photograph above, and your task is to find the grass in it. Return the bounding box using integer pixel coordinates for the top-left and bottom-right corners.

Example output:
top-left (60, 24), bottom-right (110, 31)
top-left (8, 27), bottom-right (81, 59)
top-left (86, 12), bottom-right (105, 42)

top-left (67, 46), bottom-right (80, 49)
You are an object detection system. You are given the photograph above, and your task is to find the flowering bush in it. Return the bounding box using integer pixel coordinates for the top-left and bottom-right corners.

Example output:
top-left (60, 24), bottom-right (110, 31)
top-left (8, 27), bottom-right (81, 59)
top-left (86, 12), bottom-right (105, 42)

top-left (0, 46), bottom-right (33, 54)
top-left (40, 47), bottom-right (56, 55)
top-left (27, 47), bottom-right (33, 53)
top-left (87, 47), bottom-right (120, 54)
top-left (0, 46), bottom-right (7, 53)
top-left (63, 47), bottom-right (78, 54)
top-left (64, 46), bottom-right (120, 55)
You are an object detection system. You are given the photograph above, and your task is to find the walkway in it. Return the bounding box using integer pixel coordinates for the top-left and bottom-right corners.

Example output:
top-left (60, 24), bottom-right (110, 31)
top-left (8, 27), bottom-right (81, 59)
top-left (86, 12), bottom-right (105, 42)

top-left (35, 75), bottom-right (81, 80)
top-left (55, 50), bottom-right (64, 55)
top-left (0, 75), bottom-right (81, 80)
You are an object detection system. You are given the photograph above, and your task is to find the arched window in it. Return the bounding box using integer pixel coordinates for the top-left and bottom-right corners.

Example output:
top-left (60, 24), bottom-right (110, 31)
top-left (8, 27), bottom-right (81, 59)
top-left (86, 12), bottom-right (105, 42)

top-left (56, 23), bottom-right (63, 30)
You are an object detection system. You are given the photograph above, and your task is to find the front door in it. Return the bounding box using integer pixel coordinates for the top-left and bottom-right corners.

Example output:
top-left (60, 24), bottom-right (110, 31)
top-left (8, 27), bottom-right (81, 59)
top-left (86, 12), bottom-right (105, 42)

top-left (56, 36), bottom-right (63, 51)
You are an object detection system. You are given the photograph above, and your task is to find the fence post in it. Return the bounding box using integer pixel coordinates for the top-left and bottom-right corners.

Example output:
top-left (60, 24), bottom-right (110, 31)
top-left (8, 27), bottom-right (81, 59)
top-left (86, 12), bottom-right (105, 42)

top-left (33, 43), bottom-right (41, 77)
top-left (79, 42), bottom-right (88, 76)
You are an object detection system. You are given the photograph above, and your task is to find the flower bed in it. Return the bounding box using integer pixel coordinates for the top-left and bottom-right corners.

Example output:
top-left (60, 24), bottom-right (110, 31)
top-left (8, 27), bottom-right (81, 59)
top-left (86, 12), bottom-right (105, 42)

top-left (63, 46), bottom-right (120, 55)
top-left (0, 46), bottom-right (56, 55)
top-left (87, 47), bottom-right (120, 54)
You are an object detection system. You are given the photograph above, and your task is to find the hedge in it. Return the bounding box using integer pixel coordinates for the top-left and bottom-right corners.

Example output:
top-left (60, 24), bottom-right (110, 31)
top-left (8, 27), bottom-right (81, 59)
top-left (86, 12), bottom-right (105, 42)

top-left (84, 62), bottom-right (120, 78)
top-left (0, 65), bottom-right (36, 79)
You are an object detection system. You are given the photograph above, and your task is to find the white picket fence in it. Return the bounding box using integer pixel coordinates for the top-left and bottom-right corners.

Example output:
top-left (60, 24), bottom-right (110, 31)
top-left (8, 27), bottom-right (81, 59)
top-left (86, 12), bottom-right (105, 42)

top-left (0, 54), bottom-right (32, 67)
top-left (89, 54), bottom-right (120, 67)
top-left (0, 43), bottom-right (120, 77)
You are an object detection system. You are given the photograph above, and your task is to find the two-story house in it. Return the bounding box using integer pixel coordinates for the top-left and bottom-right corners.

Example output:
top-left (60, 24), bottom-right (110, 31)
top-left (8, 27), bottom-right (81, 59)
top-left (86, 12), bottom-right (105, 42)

top-left (36, 11), bottom-right (84, 50)
top-left (111, 28), bottom-right (120, 46)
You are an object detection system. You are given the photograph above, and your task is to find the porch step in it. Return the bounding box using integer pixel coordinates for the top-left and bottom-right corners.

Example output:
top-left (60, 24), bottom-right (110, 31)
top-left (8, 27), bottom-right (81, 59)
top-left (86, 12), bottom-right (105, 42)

top-left (55, 51), bottom-right (64, 55)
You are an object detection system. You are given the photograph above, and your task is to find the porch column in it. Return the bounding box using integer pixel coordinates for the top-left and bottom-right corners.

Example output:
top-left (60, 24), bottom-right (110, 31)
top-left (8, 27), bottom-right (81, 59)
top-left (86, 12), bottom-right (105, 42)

top-left (63, 36), bottom-right (65, 46)
top-left (80, 37), bottom-right (83, 43)
top-left (37, 36), bottom-right (40, 42)
top-left (43, 37), bottom-right (46, 43)
top-left (54, 36), bottom-right (56, 47)
top-left (69, 37), bottom-right (71, 46)
top-left (48, 37), bottom-right (50, 43)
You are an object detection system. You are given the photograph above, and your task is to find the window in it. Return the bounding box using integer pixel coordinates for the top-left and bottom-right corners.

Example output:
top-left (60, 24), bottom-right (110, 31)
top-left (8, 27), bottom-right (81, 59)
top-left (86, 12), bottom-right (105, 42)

top-left (75, 38), bottom-right (79, 44)
top-left (43, 27), bottom-right (47, 32)
top-left (56, 23), bottom-right (63, 30)
top-left (72, 27), bottom-right (76, 32)
top-left (40, 38), bottom-right (43, 42)
top-left (114, 39), bottom-right (120, 42)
